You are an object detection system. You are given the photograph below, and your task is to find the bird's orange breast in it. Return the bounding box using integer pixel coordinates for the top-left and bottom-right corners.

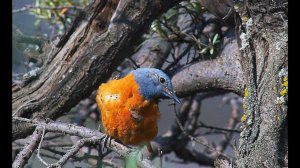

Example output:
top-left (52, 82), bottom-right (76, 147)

top-left (96, 73), bottom-right (160, 145)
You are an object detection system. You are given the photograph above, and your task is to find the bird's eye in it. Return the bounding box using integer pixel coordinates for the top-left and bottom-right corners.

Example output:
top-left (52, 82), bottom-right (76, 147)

top-left (159, 77), bottom-right (165, 84)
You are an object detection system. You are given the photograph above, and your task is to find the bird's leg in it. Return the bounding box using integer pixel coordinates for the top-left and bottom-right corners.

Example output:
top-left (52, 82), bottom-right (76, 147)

top-left (146, 142), bottom-right (154, 154)
top-left (98, 124), bottom-right (109, 153)
top-left (102, 134), bottom-right (113, 153)
top-left (98, 123), bottom-right (114, 152)
top-left (145, 142), bottom-right (157, 160)
top-left (97, 134), bottom-right (114, 167)
top-left (97, 131), bottom-right (107, 168)
top-left (158, 147), bottom-right (163, 168)
top-left (97, 142), bottom-right (104, 168)
top-left (145, 142), bottom-right (163, 160)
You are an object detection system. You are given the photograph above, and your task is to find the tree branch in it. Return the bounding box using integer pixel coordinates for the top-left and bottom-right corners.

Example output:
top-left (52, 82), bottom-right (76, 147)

top-left (47, 137), bottom-right (98, 168)
top-left (12, 127), bottom-right (43, 168)
top-left (12, 117), bottom-right (155, 168)
top-left (131, 35), bottom-right (172, 68)
top-left (216, 93), bottom-right (242, 153)
top-left (172, 38), bottom-right (245, 97)
top-left (198, 121), bottom-right (240, 133)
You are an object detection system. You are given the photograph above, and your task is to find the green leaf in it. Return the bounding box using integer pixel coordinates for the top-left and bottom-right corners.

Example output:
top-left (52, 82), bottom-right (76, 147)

top-left (164, 8), bottom-right (178, 20)
top-left (200, 48), bottom-right (208, 54)
top-left (213, 33), bottom-right (219, 44)
top-left (150, 20), bottom-right (159, 32)
top-left (185, 3), bottom-right (194, 12)
top-left (191, 1), bottom-right (201, 14)
top-left (34, 19), bottom-right (41, 28)
top-left (210, 47), bottom-right (214, 55)
top-left (35, 0), bottom-right (41, 14)
top-left (150, 20), bottom-right (168, 38)
top-left (47, 10), bottom-right (52, 19)
top-left (214, 40), bottom-right (220, 45)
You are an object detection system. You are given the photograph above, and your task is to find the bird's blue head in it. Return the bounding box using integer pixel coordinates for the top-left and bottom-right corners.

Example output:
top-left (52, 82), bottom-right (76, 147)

top-left (131, 68), bottom-right (181, 103)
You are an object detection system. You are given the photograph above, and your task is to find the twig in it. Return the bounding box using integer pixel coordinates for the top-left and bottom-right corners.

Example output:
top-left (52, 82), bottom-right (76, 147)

top-left (47, 137), bottom-right (97, 168)
top-left (178, 3), bottom-right (199, 24)
top-left (164, 44), bottom-right (192, 71)
top-left (12, 127), bottom-right (43, 168)
top-left (201, 130), bottom-right (236, 135)
top-left (198, 121), bottom-right (241, 133)
top-left (97, 142), bottom-right (103, 168)
top-left (126, 57), bottom-right (140, 69)
top-left (97, 122), bottom-right (104, 168)
top-left (44, 133), bottom-right (67, 140)
top-left (42, 148), bottom-right (103, 163)
top-left (43, 147), bottom-right (68, 156)
top-left (222, 7), bottom-right (234, 21)
top-left (173, 104), bottom-right (229, 160)
top-left (161, 21), bottom-right (207, 49)
top-left (12, 117), bottom-right (155, 168)
top-left (37, 125), bottom-right (50, 166)
top-left (216, 95), bottom-right (242, 152)
top-left (36, 152), bottom-right (61, 161)
top-left (145, 97), bottom-right (220, 166)
top-left (13, 139), bottom-right (74, 149)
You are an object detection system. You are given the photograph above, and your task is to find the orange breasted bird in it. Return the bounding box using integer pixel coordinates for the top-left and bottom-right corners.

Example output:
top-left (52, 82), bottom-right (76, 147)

top-left (96, 68), bottom-right (180, 151)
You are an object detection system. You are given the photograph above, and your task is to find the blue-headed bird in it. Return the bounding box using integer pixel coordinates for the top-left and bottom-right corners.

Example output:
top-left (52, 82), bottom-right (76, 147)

top-left (96, 68), bottom-right (180, 152)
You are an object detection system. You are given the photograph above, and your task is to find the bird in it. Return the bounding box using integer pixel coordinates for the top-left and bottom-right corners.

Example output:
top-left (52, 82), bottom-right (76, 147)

top-left (96, 68), bottom-right (180, 152)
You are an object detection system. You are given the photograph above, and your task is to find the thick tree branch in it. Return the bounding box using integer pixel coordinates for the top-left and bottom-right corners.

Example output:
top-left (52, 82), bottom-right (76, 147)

top-left (131, 35), bottom-right (172, 68)
top-left (172, 38), bottom-right (245, 97)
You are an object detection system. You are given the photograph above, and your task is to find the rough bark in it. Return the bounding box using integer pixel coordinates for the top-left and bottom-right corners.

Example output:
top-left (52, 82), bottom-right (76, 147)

top-left (236, 0), bottom-right (288, 167)
top-left (12, 127), bottom-right (43, 168)
top-left (131, 34), bottom-right (172, 68)
top-left (12, 0), bottom-right (183, 141)
top-left (199, 0), bottom-right (233, 19)
top-left (172, 37), bottom-right (244, 97)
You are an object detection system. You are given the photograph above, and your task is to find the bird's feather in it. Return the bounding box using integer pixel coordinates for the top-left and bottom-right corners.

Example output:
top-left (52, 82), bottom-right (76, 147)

top-left (96, 73), bottom-right (160, 145)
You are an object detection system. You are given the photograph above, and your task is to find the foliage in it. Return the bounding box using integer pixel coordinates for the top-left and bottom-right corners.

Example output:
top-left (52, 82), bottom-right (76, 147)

top-left (149, 0), bottom-right (220, 60)
top-left (28, 0), bottom-right (88, 36)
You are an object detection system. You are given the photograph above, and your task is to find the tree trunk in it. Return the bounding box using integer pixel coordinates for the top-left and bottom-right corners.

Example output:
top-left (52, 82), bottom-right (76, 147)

top-left (236, 0), bottom-right (288, 167)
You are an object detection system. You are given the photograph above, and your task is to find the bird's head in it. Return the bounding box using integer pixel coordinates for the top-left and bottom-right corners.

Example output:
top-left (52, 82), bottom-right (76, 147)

top-left (131, 68), bottom-right (181, 104)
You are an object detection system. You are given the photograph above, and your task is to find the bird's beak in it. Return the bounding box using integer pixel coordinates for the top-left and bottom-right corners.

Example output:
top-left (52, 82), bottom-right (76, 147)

top-left (164, 87), bottom-right (181, 104)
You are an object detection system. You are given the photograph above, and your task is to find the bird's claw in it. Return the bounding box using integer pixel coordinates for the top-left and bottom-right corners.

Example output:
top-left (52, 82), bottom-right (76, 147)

top-left (100, 134), bottom-right (113, 153)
